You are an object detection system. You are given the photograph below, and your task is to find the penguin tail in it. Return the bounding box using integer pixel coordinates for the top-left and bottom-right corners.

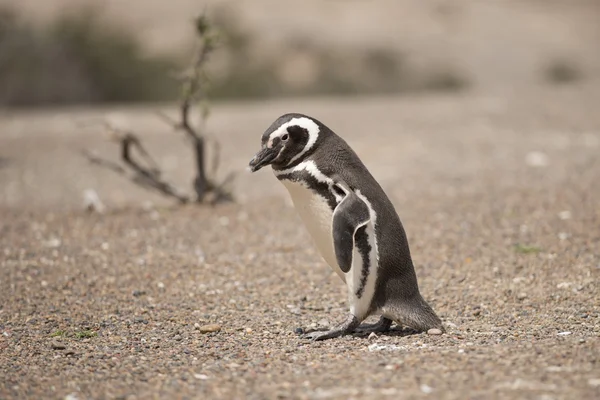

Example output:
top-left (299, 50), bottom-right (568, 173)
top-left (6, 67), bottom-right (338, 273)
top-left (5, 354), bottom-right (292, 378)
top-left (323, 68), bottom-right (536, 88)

top-left (388, 295), bottom-right (444, 332)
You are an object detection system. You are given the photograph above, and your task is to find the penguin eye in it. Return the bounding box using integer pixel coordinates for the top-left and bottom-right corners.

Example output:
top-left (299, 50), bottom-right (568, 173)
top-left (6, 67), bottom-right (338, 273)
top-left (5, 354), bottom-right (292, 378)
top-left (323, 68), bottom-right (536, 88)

top-left (281, 134), bottom-right (289, 141)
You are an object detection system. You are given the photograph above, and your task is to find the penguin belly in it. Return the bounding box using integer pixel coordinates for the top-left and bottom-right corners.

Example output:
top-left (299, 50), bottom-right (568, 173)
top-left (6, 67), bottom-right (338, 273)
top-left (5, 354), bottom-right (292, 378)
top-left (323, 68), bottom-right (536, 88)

top-left (281, 179), bottom-right (346, 282)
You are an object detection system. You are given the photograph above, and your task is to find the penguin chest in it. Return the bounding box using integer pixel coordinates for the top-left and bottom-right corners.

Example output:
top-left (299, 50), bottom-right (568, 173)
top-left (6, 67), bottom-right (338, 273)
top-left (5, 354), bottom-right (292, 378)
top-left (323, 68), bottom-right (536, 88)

top-left (281, 179), bottom-right (345, 281)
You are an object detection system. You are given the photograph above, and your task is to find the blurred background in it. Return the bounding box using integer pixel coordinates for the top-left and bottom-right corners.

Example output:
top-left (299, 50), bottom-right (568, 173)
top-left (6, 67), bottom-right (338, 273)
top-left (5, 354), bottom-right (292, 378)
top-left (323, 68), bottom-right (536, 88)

top-left (0, 0), bottom-right (599, 210)
top-left (0, 0), bottom-right (598, 107)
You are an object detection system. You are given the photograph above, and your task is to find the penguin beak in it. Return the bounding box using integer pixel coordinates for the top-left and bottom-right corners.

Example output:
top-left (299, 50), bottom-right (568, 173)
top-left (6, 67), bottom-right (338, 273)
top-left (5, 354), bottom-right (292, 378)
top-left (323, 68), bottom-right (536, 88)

top-left (248, 146), bottom-right (279, 172)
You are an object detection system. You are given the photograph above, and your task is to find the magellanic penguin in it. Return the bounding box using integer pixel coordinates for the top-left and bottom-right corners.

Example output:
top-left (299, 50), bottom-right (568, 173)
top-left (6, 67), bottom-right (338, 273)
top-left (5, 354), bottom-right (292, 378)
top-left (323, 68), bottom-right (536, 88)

top-left (248, 113), bottom-right (443, 341)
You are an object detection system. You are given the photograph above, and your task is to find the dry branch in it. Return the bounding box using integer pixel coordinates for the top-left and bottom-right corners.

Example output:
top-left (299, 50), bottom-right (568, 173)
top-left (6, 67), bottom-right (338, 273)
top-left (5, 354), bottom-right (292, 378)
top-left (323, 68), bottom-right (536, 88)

top-left (81, 12), bottom-right (235, 206)
top-left (80, 122), bottom-right (189, 204)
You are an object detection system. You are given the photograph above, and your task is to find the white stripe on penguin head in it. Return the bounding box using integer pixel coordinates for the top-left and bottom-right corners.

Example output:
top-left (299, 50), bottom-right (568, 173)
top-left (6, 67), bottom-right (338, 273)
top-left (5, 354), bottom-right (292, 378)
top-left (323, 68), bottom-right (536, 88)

top-left (267, 117), bottom-right (320, 165)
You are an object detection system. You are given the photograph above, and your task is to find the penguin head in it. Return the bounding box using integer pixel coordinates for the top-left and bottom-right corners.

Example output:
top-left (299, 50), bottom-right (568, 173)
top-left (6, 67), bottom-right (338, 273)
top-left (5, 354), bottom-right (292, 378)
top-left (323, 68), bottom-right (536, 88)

top-left (248, 113), bottom-right (322, 172)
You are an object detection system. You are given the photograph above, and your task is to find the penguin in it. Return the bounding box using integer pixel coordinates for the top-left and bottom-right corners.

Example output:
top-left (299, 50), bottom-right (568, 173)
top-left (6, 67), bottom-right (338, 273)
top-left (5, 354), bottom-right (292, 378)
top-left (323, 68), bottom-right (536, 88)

top-left (248, 113), bottom-right (443, 341)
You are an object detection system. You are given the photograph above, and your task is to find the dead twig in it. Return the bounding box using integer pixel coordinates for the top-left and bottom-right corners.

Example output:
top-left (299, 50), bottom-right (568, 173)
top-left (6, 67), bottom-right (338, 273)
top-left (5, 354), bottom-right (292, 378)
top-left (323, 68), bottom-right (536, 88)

top-left (81, 12), bottom-right (234, 206)
top-left (155, 13), bottom-right (236, 203)
top-left (80, 125), bottom-right (189, 204)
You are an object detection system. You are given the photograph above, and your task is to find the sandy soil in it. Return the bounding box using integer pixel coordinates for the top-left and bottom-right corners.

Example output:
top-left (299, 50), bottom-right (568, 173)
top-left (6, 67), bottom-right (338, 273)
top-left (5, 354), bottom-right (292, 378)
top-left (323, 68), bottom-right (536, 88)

top-left (1, 84), bottom-right (600, 399)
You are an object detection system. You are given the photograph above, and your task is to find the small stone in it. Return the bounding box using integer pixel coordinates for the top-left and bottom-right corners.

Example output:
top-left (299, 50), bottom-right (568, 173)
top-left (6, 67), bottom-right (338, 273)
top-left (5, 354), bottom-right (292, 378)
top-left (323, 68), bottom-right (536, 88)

top-left (173, 335), bottom-right (182, 341)
top-left (194, 373), bottom-right (209, 380)
top-left (65, 349), bottom-right (76, 356)
top-left (198, 324), bottom-right (221, 333)
top-left (557, 331), bottom-right (572, 336)
top-left (588, 378), bottom-right (600, 387)
top-left (517, 293), bottom-right (528, 300)
top-left (245, 328), bottom-right (253, 334)
top-left (294, 327), bottom-right (304, 335)
top-left (132, 290), bottom-right (146, 297)
top-left (219, 216), bottom-right (230, 226)
top-left (558, 210), bottom-right (571, 220)
top-left (368, 332), bottom-right (377, 340)
top-left (420, 384), bottom-right (434, 394)
top-left (427, 328), bottom-right (443, 336)
top-left (317, 318), bottom-right (330, 328)
top-left (51, 340), bottom-right (66, 350)
top-left (157, 282), bottom-right (165, 289)
top-left (286, 305), bottom-right (301, 315)
top-left (44, 238), bottom-right (61, 248)
top-left (83, 189), bottom-right (105, 213)
top-left (558, 232), bottom-right (569, 241)
top-left (525, 151), bottom-right (548, 167)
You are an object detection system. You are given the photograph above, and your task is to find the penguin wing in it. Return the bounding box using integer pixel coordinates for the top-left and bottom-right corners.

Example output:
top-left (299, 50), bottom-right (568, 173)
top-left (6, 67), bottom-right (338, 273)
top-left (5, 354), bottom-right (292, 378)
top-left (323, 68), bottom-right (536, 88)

top-left (332, 189), bottom-right (371, 273)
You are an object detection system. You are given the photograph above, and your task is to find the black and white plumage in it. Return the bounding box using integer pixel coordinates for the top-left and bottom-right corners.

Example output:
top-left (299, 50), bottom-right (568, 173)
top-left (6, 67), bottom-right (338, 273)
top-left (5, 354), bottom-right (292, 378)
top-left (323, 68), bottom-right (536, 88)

top-left (249, 113), bottom-right (443, 341)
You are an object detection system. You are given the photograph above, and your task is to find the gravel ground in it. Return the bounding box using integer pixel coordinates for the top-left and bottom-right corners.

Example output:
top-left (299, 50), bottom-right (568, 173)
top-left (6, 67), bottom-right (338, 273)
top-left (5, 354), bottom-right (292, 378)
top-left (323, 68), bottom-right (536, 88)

top-left (1, 84), bottom-right (600, 399)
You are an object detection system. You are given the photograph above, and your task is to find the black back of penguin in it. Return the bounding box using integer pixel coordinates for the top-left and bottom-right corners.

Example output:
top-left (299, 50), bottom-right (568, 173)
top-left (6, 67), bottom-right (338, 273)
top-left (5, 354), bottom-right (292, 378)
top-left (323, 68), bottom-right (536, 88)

top-left (275, 115), bottom-right (423, 311)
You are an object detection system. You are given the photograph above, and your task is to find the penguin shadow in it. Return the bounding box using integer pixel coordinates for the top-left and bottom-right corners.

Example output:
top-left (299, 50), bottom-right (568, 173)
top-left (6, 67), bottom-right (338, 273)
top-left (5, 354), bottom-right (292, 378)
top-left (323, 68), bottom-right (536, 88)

top-left (299, 326), bottom-right (421, 340)
top-left (352, 326), bottom-right (422, 339)
top-left (355, 326), bottom-right (423, 337)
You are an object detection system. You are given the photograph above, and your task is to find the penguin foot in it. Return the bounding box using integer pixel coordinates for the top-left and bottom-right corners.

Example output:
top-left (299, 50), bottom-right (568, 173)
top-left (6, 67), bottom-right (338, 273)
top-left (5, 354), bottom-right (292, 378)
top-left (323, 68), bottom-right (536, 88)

top-left (302, 314), bottom-right (360, 341)
top-left (355, 316), bottom-right (393, 333)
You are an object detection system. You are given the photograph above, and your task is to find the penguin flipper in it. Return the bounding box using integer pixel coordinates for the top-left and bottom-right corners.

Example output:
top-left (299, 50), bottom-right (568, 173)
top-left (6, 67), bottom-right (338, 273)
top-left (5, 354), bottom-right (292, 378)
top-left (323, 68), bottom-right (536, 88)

top-left (332, 189), bottom-right (371, 273)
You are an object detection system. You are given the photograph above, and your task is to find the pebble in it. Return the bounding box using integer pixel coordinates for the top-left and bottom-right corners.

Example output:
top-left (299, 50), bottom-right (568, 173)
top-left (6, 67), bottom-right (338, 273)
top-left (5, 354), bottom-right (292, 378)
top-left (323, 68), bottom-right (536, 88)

top-left (588, 378), bottom-right (600, 387)
top-left (420, 384), bottom-right (434, 394)
top-left (317, 318), bottom-right (330, 327)
top-left (368, 332), bottom-right (377, 341)
top-left (525, 151), bottom-right (549, 167)
top-left (50, 340), bottom-right (66, 350)
top-left (558, 232), bottom-right (570, 241)
top-left (294, 327), bottom-right (304, 335)
top-left (558, 210), bottom-right (572, 220)
top-left (197, 324), bottom-right (221, 333)
top-left (132, 290), bottom-right (146, 297)
top-left (44, 238), bottom-right (61, 248)
top-left (427, 328), bottom-right (443, 335)
top-left (173, 335), bottom-right (182, 341)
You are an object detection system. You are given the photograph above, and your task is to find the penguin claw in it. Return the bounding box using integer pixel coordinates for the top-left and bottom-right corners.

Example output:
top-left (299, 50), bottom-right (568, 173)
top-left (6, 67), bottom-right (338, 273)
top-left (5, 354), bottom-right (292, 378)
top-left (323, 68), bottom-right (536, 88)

top-left (301, 314), bottom-right (361, 341)
top-left (301, 330), bottom-right (344, 341)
